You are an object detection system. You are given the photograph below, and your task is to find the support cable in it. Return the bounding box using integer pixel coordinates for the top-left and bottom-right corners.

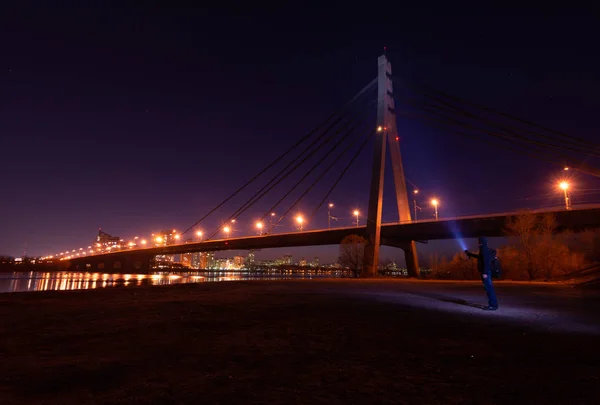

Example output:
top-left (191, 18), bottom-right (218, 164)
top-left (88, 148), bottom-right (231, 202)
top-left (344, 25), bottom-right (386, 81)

top-left (266, 118), bottom-right (374, 233)
top-left (309, 129), bottom-right (376, 223)
top-left (181, 79), bottom-right (376, 236)
top-left (409, 93), bottom-right (600, 157)
top-left (407, 99), bottom-right (600, 169)
top-left (394, 77), bottom-right (600, 151)
top-left (207, 100), bottom-right (376, 239)
top-left (397, 108), bottom-right (600, 177)
top-left (405, 104), bottom-right (600, 175)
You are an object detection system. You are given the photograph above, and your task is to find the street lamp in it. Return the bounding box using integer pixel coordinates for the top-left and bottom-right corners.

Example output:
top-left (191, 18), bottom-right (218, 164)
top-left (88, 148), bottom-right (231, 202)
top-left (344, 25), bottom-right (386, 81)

top-left (256, 221), bottom-right (263, 235)
top-left (328, 203), bottom-right (334, 229)
top-left (559, 181), bottom-right (571, 210)
top-left (431, 198), bottom-right (439, 221)
top-left (155, 236), bottom-right (164, 245)
top-left (140, 239), bottom-right (147, 246)
top-left (353, 209), bottom-right (360, 227)
top-left (270, 212), bottom-right (276, 229)
top-left (296, 215), bottom-right (304, 232)
top-left (413, 189), bottom-right (421, 221)
top-left (223, 226), bottom-right (231, 238)
top-left (196, 230), bottom-right (203, 241)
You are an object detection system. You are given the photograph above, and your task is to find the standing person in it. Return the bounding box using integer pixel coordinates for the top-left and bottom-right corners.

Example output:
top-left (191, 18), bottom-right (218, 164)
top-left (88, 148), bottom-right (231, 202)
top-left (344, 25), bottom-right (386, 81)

top-left (465, 236), bottom-right (499, 311)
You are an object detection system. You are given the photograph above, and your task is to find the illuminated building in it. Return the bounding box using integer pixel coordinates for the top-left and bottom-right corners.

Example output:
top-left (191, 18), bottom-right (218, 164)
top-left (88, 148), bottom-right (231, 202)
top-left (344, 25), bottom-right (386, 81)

top-left (181, 253), bottom-right (193, 268)
top-left (246, 252), bottom-right (255, 266)
top-left (154, 230), bottom-right (180, 246)
top-left (215, 258), bottom-right (229, 270)
top-left (191, 253), bottom-right (201, 269)
top-left (233, 255), bottom-right (245, 269)
top-left (153, 230), bottom-right (180, 262)
top-left (96, 230), bottom-right (120, 249)
top-left (384, 260), bottom-right (398, 272)
top-left (199, 252), bottom-right (215, 269)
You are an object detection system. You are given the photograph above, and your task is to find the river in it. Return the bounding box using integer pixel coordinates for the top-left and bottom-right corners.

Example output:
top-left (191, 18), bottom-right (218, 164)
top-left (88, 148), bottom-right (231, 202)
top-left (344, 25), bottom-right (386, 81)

top-left (0, 271), bottom-right (339, 293)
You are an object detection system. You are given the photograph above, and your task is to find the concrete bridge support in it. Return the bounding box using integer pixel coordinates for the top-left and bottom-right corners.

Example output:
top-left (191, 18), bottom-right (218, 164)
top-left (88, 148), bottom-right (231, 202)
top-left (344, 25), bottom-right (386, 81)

top-left (363, 54), bottom-right (420, 277)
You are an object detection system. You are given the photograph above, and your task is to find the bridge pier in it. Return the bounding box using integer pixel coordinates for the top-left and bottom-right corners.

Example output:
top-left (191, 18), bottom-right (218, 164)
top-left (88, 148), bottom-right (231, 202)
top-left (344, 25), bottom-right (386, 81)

top-left (363, 53), bottom-right (420, 278)
top-left (401, 241), bottom-right (419, 277)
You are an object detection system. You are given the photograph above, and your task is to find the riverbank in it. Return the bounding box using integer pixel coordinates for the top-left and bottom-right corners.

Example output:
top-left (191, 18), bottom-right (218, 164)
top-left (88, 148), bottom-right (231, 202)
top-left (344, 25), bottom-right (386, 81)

top-left (0, 264), bottom-right (60, 273)
top-left (1, 279), bottom-right (598, 404)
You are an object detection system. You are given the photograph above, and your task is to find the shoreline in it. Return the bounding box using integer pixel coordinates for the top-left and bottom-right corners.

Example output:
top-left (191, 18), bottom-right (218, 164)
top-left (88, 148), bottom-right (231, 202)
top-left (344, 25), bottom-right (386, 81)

top-left (0, 268), bottom-right (589, 285)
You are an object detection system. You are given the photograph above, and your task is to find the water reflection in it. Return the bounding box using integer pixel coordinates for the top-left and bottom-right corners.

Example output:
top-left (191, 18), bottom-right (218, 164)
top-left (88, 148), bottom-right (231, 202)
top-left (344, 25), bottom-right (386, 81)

top-left (0, 271), bottom-right (333, 294)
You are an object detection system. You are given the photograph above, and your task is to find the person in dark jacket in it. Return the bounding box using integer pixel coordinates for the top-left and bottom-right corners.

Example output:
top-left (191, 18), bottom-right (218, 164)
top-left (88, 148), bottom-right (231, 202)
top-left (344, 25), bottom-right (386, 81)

top-left (465, 236), bottom-right (498, 310)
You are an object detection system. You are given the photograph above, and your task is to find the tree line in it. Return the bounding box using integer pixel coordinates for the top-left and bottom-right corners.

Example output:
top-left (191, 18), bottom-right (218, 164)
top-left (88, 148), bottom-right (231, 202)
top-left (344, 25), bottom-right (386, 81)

top-left (338, 211), bottom-right (600, 280)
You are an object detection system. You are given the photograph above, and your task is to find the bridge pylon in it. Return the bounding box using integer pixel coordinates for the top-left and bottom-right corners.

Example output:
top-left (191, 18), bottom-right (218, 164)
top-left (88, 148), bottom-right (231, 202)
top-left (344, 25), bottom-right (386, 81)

top-left (363, 54), bottom-right (420, 277)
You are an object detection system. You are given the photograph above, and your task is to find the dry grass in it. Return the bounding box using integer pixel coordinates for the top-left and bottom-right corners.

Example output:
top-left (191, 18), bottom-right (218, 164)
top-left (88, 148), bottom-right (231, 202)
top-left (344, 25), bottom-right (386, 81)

top-left (0, 279), bottom-right (598, 404)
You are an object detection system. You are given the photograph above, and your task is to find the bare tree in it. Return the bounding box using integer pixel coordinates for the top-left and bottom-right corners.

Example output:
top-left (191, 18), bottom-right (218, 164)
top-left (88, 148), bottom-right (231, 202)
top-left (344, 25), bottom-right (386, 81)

top-left (505, 211), bottom-right (583, 280)
top-left (505, 211), bottom-right (538, 279)
top-left (0, 255), bottom-right (15, 264)
top-left (538, 213), bottom-right (557, 279)
top-left (567, 230), bottom-right (600, 263)
top-left (339, 235), bottom-right (367, 278)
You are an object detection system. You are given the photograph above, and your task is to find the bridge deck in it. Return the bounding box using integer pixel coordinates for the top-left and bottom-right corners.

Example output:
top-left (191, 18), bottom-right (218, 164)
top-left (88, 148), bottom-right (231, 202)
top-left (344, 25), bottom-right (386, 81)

top-left (65, 206), bottom-right (600, 267)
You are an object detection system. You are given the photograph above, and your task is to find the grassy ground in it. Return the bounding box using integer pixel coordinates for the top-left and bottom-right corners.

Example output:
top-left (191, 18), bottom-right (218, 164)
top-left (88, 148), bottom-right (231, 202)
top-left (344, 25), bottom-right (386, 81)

top-left (0, 279), bottom-right (598, 404)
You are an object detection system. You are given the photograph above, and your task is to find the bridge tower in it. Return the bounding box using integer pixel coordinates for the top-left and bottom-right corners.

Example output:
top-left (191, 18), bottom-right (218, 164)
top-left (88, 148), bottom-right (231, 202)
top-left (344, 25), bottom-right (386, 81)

top-left (363, 54), bottom-right (419, 277)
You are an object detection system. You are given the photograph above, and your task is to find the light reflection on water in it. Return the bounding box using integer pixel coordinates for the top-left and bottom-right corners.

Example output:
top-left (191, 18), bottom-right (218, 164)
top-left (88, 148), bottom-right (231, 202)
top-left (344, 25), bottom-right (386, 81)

top-left (0, 271), bottom-right (322, 294)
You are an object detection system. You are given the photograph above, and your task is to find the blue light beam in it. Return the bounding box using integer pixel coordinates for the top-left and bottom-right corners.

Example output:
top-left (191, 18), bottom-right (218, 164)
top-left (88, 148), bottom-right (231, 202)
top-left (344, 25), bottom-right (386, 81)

top-left (446, 220), bottom-right (468, 251)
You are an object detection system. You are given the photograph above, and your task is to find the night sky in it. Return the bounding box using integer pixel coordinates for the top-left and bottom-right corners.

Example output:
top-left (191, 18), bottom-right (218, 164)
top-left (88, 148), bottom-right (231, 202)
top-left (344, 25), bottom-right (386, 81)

top-left (1, 5), bottom-right (599, 263)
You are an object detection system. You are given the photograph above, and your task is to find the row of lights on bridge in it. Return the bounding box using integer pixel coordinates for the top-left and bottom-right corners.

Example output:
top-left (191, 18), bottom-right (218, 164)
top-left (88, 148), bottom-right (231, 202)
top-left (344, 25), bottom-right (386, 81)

top-left (44, 169), bottom-right (575, 260)
top-left (412, 189), bottom-right (441, 221)
top-left (45, 207), bottom-right (365, 260)
top-left (45, 193), bottom-right (447, 261)
top-left (222, 207), bottom-right (363, 237)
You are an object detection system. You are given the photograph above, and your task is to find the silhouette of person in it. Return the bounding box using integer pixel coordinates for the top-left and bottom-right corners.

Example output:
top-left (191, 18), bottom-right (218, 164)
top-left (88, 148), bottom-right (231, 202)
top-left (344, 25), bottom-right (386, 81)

top-left (465, 236), bottom-right (498, 310)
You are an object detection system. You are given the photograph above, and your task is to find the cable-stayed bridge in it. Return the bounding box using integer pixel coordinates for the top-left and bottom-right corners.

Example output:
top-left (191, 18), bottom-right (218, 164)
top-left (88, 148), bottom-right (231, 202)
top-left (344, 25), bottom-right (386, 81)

top-left (56, 54), bottom-right (600, 275)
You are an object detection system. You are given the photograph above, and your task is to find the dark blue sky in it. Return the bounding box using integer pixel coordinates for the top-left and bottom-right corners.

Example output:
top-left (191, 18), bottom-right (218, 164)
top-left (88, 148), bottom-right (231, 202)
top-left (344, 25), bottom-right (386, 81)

top-left (1, 5), bottom-right (599, 263)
